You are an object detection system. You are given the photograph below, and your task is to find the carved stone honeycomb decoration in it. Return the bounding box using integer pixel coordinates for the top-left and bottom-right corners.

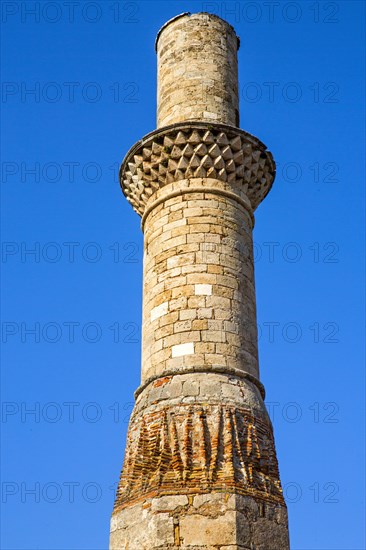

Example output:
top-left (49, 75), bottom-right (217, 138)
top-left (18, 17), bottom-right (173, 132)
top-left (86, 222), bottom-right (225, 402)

top-left (120, 122), bottom-right (276, 217)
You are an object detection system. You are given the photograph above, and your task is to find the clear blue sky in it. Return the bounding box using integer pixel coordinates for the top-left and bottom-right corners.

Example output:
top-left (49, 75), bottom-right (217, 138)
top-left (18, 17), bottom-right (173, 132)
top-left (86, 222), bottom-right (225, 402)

top-left (1, 1), bottom-right (365, 549)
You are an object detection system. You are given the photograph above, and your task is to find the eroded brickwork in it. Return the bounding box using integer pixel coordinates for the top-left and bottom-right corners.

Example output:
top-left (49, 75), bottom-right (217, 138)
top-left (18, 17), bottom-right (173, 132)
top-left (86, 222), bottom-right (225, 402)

top-left (115, 400), bottom-right (283, 510)
top-left (111, 11), bottom-right (289, 550)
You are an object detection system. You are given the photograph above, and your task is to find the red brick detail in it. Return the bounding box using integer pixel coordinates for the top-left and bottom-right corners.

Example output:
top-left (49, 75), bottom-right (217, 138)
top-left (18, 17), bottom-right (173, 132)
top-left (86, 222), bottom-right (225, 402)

top-left (113, 403), bottom-right (284, 512)
top-left (153, 376), bottom-right (173, 388)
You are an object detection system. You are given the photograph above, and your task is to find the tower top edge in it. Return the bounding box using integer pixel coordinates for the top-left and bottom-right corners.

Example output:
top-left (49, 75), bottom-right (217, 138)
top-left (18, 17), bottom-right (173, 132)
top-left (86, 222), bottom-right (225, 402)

top-left (154, 12), bottom-right (240, 52)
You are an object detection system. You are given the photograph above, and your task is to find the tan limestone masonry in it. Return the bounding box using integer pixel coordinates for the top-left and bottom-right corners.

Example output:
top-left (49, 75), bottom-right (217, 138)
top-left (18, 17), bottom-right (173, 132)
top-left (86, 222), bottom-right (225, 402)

top-left (110, 11), bottom-right (290, 550)
top-left (156, 13), bottom-right (240, 127)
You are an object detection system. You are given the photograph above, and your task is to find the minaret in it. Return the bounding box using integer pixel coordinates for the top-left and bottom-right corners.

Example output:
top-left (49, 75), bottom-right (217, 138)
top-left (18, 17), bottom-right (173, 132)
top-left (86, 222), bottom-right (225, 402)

top-left (111, 12), bottom-right (290, 549)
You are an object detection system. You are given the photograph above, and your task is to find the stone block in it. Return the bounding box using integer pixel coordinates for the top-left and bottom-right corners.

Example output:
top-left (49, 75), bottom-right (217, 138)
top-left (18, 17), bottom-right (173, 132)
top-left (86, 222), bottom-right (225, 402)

top-left (195, 283), bottom-right (212, 295)
top-left (180, 512), bottom-right (237, 546)
top-left (151, 301), bottom-right (169, 321)
top-left (172, 342), bottom-right (195, 357)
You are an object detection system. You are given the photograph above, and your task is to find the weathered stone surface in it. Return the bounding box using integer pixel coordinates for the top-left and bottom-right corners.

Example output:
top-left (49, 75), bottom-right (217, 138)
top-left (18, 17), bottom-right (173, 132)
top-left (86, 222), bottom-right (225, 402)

top-left (111, 11), bottom-right (289, 550)
top-left (156, 13), bottom-right (240, 128)
top-left (137, 177), bottom-right (261, 384)
top-left (110, 493), bottom-right (288, 549)
top-left (179, 512), bottom-right (237, 546)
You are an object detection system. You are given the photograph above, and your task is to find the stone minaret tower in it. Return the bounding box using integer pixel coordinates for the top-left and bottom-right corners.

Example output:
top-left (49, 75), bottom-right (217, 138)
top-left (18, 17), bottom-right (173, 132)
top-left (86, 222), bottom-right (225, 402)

top-left (111, 12), bottom-right (290, 549)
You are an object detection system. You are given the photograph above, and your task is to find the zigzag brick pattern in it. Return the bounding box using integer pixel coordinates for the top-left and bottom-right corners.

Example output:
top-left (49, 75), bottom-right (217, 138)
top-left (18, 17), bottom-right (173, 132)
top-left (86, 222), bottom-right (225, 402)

top-left (114, 403), bottom-right (284, 513)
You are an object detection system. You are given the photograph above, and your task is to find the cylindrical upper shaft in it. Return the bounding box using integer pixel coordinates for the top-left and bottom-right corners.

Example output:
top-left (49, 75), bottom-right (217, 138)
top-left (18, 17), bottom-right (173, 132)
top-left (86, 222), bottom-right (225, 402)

top-left (156, 13), bottom-right (240, 128)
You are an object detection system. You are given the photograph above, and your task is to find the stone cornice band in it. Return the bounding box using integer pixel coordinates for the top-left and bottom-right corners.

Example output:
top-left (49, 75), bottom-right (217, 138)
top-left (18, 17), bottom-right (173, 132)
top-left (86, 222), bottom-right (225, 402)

top-left (134, 366), bottom-right (265, 401)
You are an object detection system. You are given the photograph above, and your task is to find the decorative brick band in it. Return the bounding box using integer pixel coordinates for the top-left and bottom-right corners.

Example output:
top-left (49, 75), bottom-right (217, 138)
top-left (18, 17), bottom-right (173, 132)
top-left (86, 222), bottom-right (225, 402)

top-left (134, 367), bottom-right (265, 401)
top-left (113, 402), bottom-right (284, 514)
top-left (120, 121), bottom-right (276, 217)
